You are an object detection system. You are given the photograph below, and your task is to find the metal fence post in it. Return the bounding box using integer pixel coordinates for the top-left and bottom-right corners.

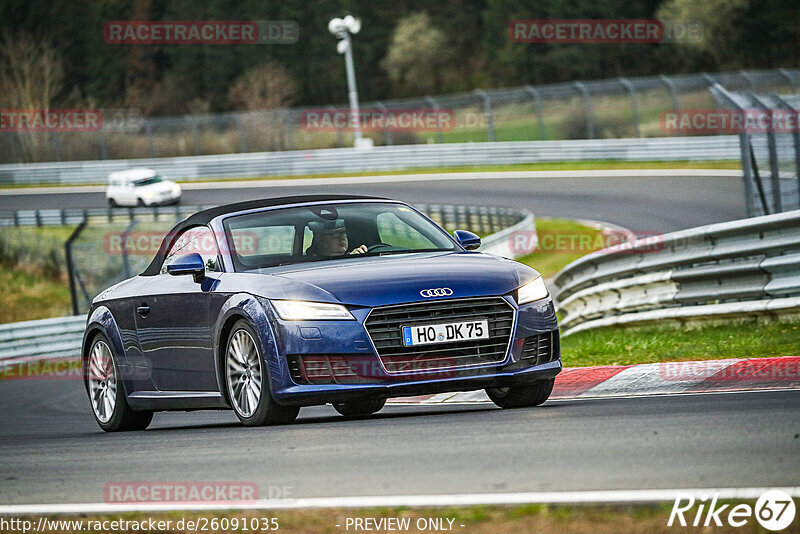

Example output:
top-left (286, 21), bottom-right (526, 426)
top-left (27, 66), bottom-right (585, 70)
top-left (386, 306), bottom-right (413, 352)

top-left (660, 75), bottom-right (680, 113)
top-left (739, 70), bottom-right (756, 91)
top-left (619, 78), bottom-right (641, 138)
top-left (190, 116), bottom-right (200, 155)
top-left (424, 97), bottom-right (444, 144)
top-left (145, 121), bottom-right (155, 158)
top-left (524, 86), bottom-right (546, 140)
top-left (772, 93), bottom-right (800, 209)
top-left (573, 81), bottom-right (595, 139)
top-left (710, 83), bottom-right (756, 216)
top-left (283, 110), bottom-right (295, 150)
top-left (65, 220), bottom-right (87, 316)
top-left (779, 68), bottom-right (797, 94)
top-left (99, 128), bottom-right (109, 160)
top-left (328, 105), bottom-right (344, 148)
top-left (375, 102), bottom-right (393, 145)
top-left (234, 115), bottom-right (248, 153)
top-left (474, 89), bottom-right (496, 142)
top-left (751, 93), bottom-right (782, 213)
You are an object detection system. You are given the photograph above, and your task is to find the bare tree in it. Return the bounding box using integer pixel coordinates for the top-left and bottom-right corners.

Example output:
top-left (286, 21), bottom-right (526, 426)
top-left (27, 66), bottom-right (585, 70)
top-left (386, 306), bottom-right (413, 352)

top-left (0, 29), bottom-right (65, 161)
top-left (228, 60), bottom-right (297, 111)
top-left (228, 60), bottom-right (298, 151)
top-left (382, 13), bottom-right (448, 95)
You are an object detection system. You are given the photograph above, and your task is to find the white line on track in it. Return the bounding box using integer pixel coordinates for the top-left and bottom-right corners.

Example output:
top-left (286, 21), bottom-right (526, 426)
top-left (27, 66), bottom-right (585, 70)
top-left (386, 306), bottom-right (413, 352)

top-left (0, 169), bottom-right (742, 196)
top-left (1, 487), bottom-right (797, 515)
top-left (385, 386), bottom-right (800, 405)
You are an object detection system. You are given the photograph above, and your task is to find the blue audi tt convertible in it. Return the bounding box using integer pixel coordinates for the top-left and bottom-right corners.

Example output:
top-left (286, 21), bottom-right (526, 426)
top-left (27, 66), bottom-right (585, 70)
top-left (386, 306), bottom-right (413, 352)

top-left (83, 195), bottom-right (561, 431)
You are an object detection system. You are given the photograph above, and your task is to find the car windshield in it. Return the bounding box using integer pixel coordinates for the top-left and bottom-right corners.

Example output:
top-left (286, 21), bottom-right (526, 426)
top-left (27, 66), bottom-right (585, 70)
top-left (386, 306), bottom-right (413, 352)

top-left (222, 202), bottom-right (459, 271)
top-left (133, 175), bottom-right (162, 186)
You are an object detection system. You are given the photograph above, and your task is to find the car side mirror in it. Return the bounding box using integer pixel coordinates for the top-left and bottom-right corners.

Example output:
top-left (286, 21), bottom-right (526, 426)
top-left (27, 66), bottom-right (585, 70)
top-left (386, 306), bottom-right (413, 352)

top-left (453, 230), bottom-right (481, 250)
top-left (167, 252), bottom-right (206, 283)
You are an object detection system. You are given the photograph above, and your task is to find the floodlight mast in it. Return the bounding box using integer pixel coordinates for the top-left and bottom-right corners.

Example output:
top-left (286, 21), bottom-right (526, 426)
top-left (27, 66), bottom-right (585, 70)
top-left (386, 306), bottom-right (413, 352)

top-left (328, 16), bottom-right (370, 148)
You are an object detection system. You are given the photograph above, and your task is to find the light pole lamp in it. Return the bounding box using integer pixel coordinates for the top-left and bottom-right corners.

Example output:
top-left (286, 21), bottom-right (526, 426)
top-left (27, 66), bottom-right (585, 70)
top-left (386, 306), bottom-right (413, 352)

top-left (328, 15), bottom-right (372, 148)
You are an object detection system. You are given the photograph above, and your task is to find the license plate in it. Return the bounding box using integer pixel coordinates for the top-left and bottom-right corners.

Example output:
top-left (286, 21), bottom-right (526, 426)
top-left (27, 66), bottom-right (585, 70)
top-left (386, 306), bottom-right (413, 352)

top-left (402, 320), bottom-right (489, 347)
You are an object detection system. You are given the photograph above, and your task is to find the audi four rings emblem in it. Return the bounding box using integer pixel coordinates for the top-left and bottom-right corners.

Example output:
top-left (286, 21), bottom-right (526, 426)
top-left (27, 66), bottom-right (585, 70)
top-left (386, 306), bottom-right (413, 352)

top-left (420, 288), bottom-right (454, 298)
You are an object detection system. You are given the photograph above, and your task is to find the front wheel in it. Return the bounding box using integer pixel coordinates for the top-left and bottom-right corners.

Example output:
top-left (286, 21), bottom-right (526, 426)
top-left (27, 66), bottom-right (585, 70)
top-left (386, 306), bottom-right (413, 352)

top-left (86, 334), bottom-right (153, 431)
top-left (225, 320), bottom-right (299, 426)
top-left (333, 398), bottom-right (386, 417)
top-left (486, 378), bottom-right (554, 409)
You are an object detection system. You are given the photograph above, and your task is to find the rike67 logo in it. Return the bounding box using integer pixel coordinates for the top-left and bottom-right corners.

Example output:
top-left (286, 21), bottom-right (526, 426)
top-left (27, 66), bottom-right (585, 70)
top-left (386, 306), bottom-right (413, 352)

top-left (669, 490), bottom-right (796, 531)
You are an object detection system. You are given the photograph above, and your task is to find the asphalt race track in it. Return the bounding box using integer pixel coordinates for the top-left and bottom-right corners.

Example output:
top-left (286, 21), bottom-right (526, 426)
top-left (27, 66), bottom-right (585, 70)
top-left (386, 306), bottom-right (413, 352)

top-left (0, 172), bottom-right (746, 232)
top-left (2, 170), bottom-right (778, 507)
top-left (0, 377), bottom-right (798, 505)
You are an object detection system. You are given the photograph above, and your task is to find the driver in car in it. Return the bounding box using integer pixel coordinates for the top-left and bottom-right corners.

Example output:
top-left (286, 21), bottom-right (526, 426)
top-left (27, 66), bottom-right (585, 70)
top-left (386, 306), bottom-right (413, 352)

top-left (306, 219), bottom-right (368, 256)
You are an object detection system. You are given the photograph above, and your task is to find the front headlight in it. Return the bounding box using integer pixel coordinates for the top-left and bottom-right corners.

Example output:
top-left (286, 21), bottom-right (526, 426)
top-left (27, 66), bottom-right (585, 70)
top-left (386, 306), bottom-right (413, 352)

top-left (271, 300), bottom-right (355, 321)
top-left (172, 183), bottom-right (181, 193)
top-left (517, 276), bottom-right (549, 304)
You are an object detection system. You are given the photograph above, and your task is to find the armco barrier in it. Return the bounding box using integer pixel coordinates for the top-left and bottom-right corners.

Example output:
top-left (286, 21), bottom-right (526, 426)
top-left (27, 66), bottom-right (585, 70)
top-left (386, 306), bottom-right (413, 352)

top-left (0, 136), bottom-right (745, 186)
top-left (0, 316), bottom-right (86, 361)
top-left (552, 210), bottom-right (800, 335)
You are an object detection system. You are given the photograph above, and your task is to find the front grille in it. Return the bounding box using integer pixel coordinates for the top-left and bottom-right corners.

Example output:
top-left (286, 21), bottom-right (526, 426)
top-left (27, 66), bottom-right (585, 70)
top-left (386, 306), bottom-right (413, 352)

top-left (521, 330), bottom-right (558, 365)
top-left (364, 297), bottom-right (515, 373)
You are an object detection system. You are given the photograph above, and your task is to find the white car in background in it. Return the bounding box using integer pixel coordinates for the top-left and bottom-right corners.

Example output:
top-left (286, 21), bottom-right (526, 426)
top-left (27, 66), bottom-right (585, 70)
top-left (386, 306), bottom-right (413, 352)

top-left (106, 168), bottom-right (181, 207)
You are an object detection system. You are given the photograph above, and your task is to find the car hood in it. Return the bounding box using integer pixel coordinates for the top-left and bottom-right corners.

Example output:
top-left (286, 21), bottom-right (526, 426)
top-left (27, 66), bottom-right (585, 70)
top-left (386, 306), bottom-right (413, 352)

top-left (258, 252), bottom-right (538, 307)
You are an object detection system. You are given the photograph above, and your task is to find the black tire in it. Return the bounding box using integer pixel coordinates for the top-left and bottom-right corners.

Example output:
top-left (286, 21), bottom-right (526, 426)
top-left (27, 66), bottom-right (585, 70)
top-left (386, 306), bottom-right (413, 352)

top-left (224, 320), bottom-right (299, 427)
top-left (486, 379), bottom-right (555, 409)
top-left (108, 198), bottom-right (117, 208)
top-left (333, 398), bottom-right (386, 417)
top-left (85, 333), bottom-right (153, 432)
top-left (136, 198), bottom-right (145, 207)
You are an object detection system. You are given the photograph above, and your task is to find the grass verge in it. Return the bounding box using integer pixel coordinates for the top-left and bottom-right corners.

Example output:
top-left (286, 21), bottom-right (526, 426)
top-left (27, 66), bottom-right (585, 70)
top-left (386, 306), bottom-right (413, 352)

top-left (5, 500), bottom-right (789, 533)
top-left (0, 267), bottom-right (71, 323)
top-left (514, 217), bottom-right (606, 279)
top-left (0, 159), bottom-right (740, 189)
top-left (0, 226), bottom-right (74, 323)
top-left (560, 319), bottom-right (800, 367)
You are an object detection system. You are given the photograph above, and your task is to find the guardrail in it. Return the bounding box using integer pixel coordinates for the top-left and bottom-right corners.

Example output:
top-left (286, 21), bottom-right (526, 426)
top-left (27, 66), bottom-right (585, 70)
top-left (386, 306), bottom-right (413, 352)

top-left (552, 210), bottom-right (800, 336)
top-left (0, 205), bottom-right (212, 227)
top-left (0, 136), bottom-right (746, 186)
top-left (0, 316), bottom-right (86, 361)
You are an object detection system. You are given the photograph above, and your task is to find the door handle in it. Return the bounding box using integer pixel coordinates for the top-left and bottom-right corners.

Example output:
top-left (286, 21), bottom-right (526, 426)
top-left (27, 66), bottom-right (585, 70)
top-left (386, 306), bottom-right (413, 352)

top-left (137, 304), bottom-right (150, 317)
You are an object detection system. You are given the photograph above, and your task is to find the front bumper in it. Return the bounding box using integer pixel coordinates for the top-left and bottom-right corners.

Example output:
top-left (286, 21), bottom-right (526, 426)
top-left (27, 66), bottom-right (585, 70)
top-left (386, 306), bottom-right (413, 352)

top-left (263, 295), bottom-right (561, 406)
top-left (276, 359), bottom-right (561, 406)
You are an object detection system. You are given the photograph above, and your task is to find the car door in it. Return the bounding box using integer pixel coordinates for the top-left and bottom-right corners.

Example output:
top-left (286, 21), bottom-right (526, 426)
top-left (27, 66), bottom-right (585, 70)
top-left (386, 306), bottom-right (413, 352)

top-left (134, 225), bottom-right (223, 392)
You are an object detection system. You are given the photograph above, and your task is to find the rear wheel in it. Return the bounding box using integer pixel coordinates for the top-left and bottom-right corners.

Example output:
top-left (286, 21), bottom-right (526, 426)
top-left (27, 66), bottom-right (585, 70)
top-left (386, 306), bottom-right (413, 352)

top-left (86, 334), bottom-right (153, 431)
top-left (136, 198), bottom-right (145, 207)
top-left (333, 398), bottom-right (386, 417)
top-left (108, 198), bottom-right (117, 208)
top-left (225, 320), bottom-right (299, 426)
top-left (486, 379), bottom-right (554, 409)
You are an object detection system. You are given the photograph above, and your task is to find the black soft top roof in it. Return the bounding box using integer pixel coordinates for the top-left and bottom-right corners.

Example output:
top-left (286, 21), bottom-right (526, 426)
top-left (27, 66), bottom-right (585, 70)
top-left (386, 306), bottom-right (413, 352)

top-left (141, 194), bottom-right (389, 276)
